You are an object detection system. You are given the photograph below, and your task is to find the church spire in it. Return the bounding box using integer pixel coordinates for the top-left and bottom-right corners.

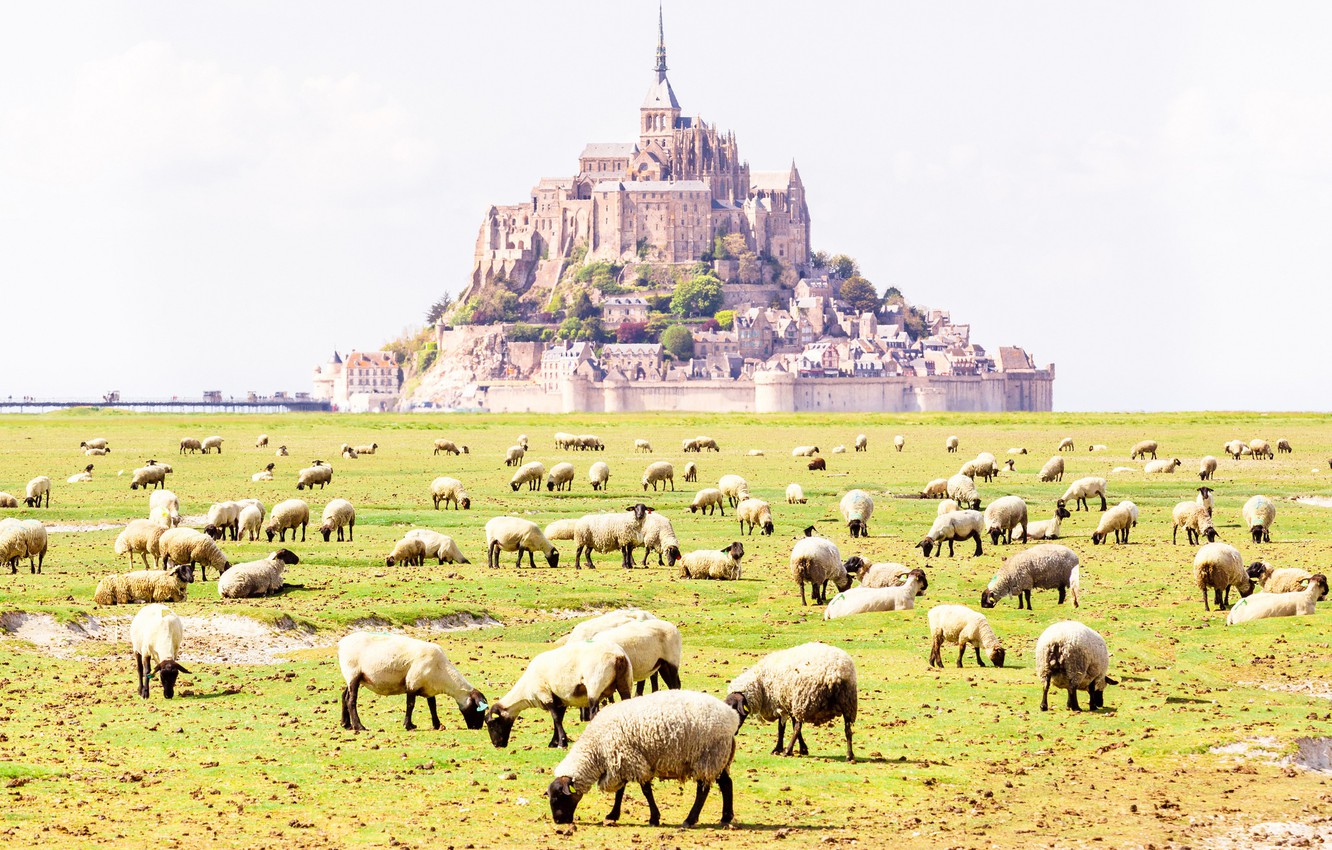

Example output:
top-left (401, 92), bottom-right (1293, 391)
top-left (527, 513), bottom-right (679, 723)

top-left (655, 2), bottom-right (668, 78)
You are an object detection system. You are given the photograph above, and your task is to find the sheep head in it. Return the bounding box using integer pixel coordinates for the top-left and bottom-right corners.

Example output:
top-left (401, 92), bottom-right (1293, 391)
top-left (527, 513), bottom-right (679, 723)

top-left (544, 549), bottom-right (560, 569)
top-left (726, 541), bottom-right (745, 561)
top-left (1055, 501), bottom-right (1072, 520)
top-left (803, 525), bottom-right (816, 537)
top-left (460, 689), bottom-right (488, 730)
top-left (272, 549), bottom-right (300, 565)
top-left (907, 568), bottom-right (929, 595)
top-left (847, 519), bottom-right (865, 538)
top-left (724, 691), bottom-right (748, 725)
top-left (1250, 526), bottom-right (1265, 544)
top-left (842, 556), bottom-right (865, 578)
top-left (547, 776), bottom-right (583, 824)
top-left (624, 504), bottom-right (653, 522)
top-left (460, 497), bottom-right (471, 510)
top-left (1312, 574), bottom-right (1329, 600)
top-left (151, 658), bottom-right (191, 699)
top-left (916, 539), bottom-right (935, 558)
top-left (988, 647), bottom-right (1006, 667)
top-left (485, 705), bottom-right (515, 748)
top-left (980, 589), bottom-right (998, 609)
top-left (1091, 532), bottom-right (1106, 545)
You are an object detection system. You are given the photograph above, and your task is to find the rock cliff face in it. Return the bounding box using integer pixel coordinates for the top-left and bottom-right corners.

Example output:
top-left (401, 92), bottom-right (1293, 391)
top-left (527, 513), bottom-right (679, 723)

top-left (408, 326), bottom-right (511, 408)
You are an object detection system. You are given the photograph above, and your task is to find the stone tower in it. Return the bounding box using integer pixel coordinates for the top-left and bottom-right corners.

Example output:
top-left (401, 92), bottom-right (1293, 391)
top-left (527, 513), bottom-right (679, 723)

top-left (638, 4), bottom-right (681, 170)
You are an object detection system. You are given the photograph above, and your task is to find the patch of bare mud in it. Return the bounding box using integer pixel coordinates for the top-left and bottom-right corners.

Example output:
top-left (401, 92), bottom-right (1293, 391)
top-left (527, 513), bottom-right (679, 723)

top-left (1211, 735), bottom-right (1332, 775)
top-left (1294, 496), bottom-right (1332, 508)
top-left (1243, 679), bottom-right (1332, 701)
top-left (1203, 817), bottom-right (1332, 849)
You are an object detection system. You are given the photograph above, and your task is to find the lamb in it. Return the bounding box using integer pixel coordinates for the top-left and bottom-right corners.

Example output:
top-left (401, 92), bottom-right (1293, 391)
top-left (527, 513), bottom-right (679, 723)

top-left (791, 445), bottom-right (820, 457)
top-left (1247, 562), bottom-right (1322, 595)
top-left (839, 489), bottom-right (874, 538)
top-left (855, 434), bottom-right (868, 452)
top-left (573, 504), bottom-right (653, 569)
top-left (1061, 476), bottom-right (1108, 512)
top-left (486, 516), bottom-right (560, 568)
top-left (928, 605), bottom-right (1005, 668)
top-left (130, 604), bottom-right (190, 699)
top-left (981, 543), bottom-right (1080, 609)
top-left (295, 461), bottom-right (333, 491)
top-left (93, 564), bottom-right (194, 606)
top-left (921, 478), bottom-right (950, 499)
top-left (718, 474), bottom-right (750, 507)
top-left (1249, 439), bottom-right (1273, 460)
top-left (201, 436), bottom-right (224, 454)
top-left (789, 536), bottom-right (858, 605)
top-left (682, 461), bottom-right (697, 483)
top-left (158, 527), bottom-right (230, 581)
top-left (1090, 501), bottom-right (1137, 545)
top-left (80, 438), bottom-right (109, 451)
top-left (1130, 440), bottom-right (1159, 460)
top-left (1171, 502), bottom-right (1218, 545)
top-left (114, 519), bottom-right (167, 569)
top-left (23, 476), bottom-right (51, 507)
top-left (179, 437), bottom-right (202, 454)
top-left (634, 439), bottom-right (653, 453)
top-left (516, 435), bottom-right (528, 451)
top-left (504, 445), bottom-right (526, 466)
top-left (485, 641), bottom-right (633, 748)
top-left (945, 472), bottom-right (980, 507)
top-left (544, 518), bottom-right (578, 541)
top-left (1242, 494), bottom-right (1276, 543)
top-left (588, 461), bottom-right (610, 491)
top-left (385, 536), bottom-right (426, 567)
top-left (894, 435), bottom-right (905, 452)
top-left (403, 529), bottom-right (470, 564)
top-left (859, 562), bottom-right (910, 587)
top-left (340, 444), bottom-right (358, 459)
top-left (339, 632), bottom-right (488, 732)
top-left (983, 496), bottom-right (1028, 545)
top-left (1144, 457), bottom-right (1182, 474)
top-left (1, 519), bottom-right (47, 574)
top-left (255, 434), bottom-right (269, 448)
top-left (546, 462), bottom-right (576, 492)
top-left (690, 488), bottom-right (726, 515)
top-left (252, 462), bottom-right (276, 482)
top-left (1277, 438), bottom-right (1292, 454)
top-left (510, 461), bottom-right (546, 492)
top-left (319, 498), bottom-right (355, 542)
top-left (217, 550), bottom-right (299, 598)
top-left (807, 457), bottom-right (826, 471)
top-left (1026, 500), bottom-right (1072, 540)
top-left (1227, 575), bottom-right (1329, 625)
top-left (823, 569), bottom-right (928, 619)
top-left (237, 503), bottom-right (264, 541)
top-left (207, 501), bottom-right (242, 541)
top-left (1035, 621), bottom-right (1115, 711)
top-left (264, 499), bottom-right (310, 543)
top-left (548, 689), bottom-right (741, 828)
top-left (433, 438), bottom-right (467, 456)
top-left (641, 461), bottom-right (675, 492)
top-left (678, 542), bottom-right (745, 580)
top-left (1193, 542), bottom-right (1254, 610)
top-left (1199, 455), bottom-right (1218, 480)
top-left (1038, 456), bottom-right (1065, 482)
top-left (917, 510), bottom-right (985, 558)
top-left (148, 489), bottom-right (181, 528)
top-left (592, 618), bottom-right (683, 697)
top-left (737, 498), bottom-right (774, 536)
top-left (429, 476), bottom-right (471, 510)
top-left (785, 483), bottom-right (806, 505)
top-left (352, 442), bottom-right (378, 456)
top-left (946, 435), bottom-right (959, 453)
top-left (727, 642), bottom-right (857, 762)
top-left (1058, 438), bottom-right (1075, 452)
top-left (638, 512), bottom-right (681, 567)
top-left (67, 463), bottom-right (95, 484)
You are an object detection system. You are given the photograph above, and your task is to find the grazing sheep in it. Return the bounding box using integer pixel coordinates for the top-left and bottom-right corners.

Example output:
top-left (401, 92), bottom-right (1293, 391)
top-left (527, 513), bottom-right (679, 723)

top-left (690, 488), bottom-right (726, 516)
top-left (159, 527), bottom-right (230, 582)
top-left (339, 632), bottom-right (488, 731)
top-left (946, 436), bottom-right (959, 453)
top-left (1193, 542), bottom-right (1254, 610)
top-left (592, 618), bottom-right (683, 697)
top-left (807, 457), bottom-right (826, 471)
top-left (386, 536), bottom-right (427, 567)
top-left (543, 520), bottom-right (576, 543)
top-left (67, 464), bottom-right (95, 484)
top-left (789, 537), bottom-right (858, 605)
top-left (238, 503), bottom-right (264, 541)
top-left (1171, 502), bottom-right (1217, 545)
top-left (638, 512), bottom-right (681, 567)
top-left (641, 461), bottom-right (675, 492)
top-left (823, 569), bottom-right (928, 619)
top-left (179, 437), bottom-right (202, 454)
top-left (114, 519), bottom-right (167, 569)
top-left (983, 496), bottom-right (1028, 545)
top-left (981, 543), bottom-right (1080, 610)
top-left (548, 689), bottom-right (741, 827)
top-left (718, 474), bottom-right (750, 507)
top-left (1130, 440), bottom-right (1158, 460)
top-left (0, 492), bottom-right (17, 508)
top-left (429, 476), bottom-right (471, 510)
top-left (1248, 562), bottom-right (1322, 595)
top-left (1224, 439), bottom-right (1248, 460)
top-left (1199, 455), bottom-right (1218, 480)
top-left (252, 462), bottom-right (276, 482)
top-left (1038, 456), bottom-right (1065, 483)
top-left (917, 510), bottom-right (985, 558)
top-left (589, 461), bottom-right (610, 491)
top-left (838, 490), bottom-right (873, 538)
top-left (573, 504), bottom-right (654, 569)
top-left (1242, 494), bottom-right (1276, 543)
top-left (727, 642), bottom-right (857, 762)
top-left (265, 499), bottom-right (310, 543)
top-left (504, 445), bottom-right (526, 466)
top-left (921, 478), bottom-right (950, 499)
top-left (945, 472), bottom-right (981, 507)
top-left (936, 499), bottom-right (959, 516)
top-left (562, 609), bottom-right (659, 645)
top-left (485, 641), bottom-right (633, 748)
top-left (678, 542), bottom-right (744, 580)
top-left (694, 436), bottom-right (719, 452)
top-left (1277, 438), bottom-right (1292, 454)
top-left (433, 439), bottom-right (467, 456)
top-left (206, 501), bottom-right (242, 541)
top-left (1026, 500), bottom-right (1072, 540)
top-left (1249, 439), bottom-right (1273, 460)
top-left (218, 550), bottom-right (299, 598)
top-left (893, 435), bottom-right (905, 452)
top-left (577, 435), bottom-right (605, 452)
top-left (255, 434), bottom-right (268, 448)
top-left (1061, 476), bottom-right (1108, 512)
top-left (784, 483), bottom-right (807, 505)
top-left (404, 529), bottom-right (470, 564)
top-left (1227, 575), bottom-right (1329, 625)
top-left (80, 438), bottom-right (109, 451)
top-left (554, 432), bottom-right (577, 450)
top-left (1058, 438), bottom-right (1075, 452)
top-left (319, 498), bottom-right (355, 542)
top-left (546, 462), bottom-right (576, 492)
top-left (486, 516), bottom-right (560, 569)
top-left (962, 452), bottom-right (1000, 482)
top-left (1144, 457), bottom-right (1182, 474)
top-left (1, 519), bottom-right (47, 574)
top-left (683, 461), bottom-right (697, 483)
top-left (855, 434), bottom-right (868, 452)
top-left (200, 436), bottom-right (224, 454)
top-left (791, 445), bottom-right (820, 458)
top-left (737, 498), bottom-right (774, 536)
top-left (130, 604), bottom-right (189, 699)
top-left (1090, 501), bottom-right (1137, 545)
top-left (295, 461), bottom-right (332, 491)
top-left (928, 605), bottom-right (1005, 668)
top-left (23, 476), bottom-right (51, 508)
top-left (1035, 621), bottom-right (1115, 711)
top-left (510, 461), bottom-right (546, 492)
top-left (93, 564), bottom-right (194, 606)
top-left (634, 439), bottom-right (653, 453)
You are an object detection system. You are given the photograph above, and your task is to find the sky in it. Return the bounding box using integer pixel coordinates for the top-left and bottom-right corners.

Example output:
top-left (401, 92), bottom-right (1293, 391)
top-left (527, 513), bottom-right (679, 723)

top-left (2, 1), bottom-right (1331, 411)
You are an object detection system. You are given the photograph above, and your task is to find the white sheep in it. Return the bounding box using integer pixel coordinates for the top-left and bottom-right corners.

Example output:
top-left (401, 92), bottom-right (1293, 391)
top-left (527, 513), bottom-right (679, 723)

top-left (838, 489), bottom-right (874, 538)
top-left (554, 431), bottom-right (577, 450)
top-left (217, 550), bottom-right (299, 598)
top-left (430, 476), bottom-right (471, 510)
top-left (339, 632), bottom-right (488, 732)
top-left (921, 478), bottom-right (949, 499)
top-left (319, 498), bottom-right (355, 542)
top-left (1193, 542), bottom-right (1254, 610)
top-left (433, 438), bottom-right (467, 456)
top-left (784, 482), bottom-right (806, 504)
top-left (114, 519), bottom-right (166, 569)
top-left (1144, 457), bottom-right (1182, 474)
top-left (510, 460), bottom-right (546, 492)
top-left (544, 518), bottom-right (578, 541)
top-left (503, 445), bottom-right (526, 466)
top-left (1248, 562), bottom-right (1321, 594)
top-left (936, 499), bottom-right (960, 516)
top-left (0, 492), bottom-right (17, 508)
top-left (148, 489), bottom-right (181, 528)
top-left (386, 536), bottom-right (426, 567)
top-left (1249, 439), bottom-right (1273, 460)
top-left (255, 434), bottom-right (268, 448)
top-left (1035, 621), bottom-right (1115, 711)
top-left (485, 641), bottom-right (633, 748)
top-left (693, 436), bottom-right (719, 452)
top-left (562, 609), bottom-right (659, 645)
top-left (946, 435), bottom-right (959, 453)
top-left (573, 504), bottom-right (654, 569)
top-left (295, 461), bottom-right (332, 491)
top-left (201, 436), bottom-right (224, 454)
top-left (238, 503), bottom-right (264, 541)
top-left (265, 498), bottom-right (309, 543)
top-left (80, 438), bottom-right (109, 451)
top-left (1088, 444), bottom-right (1108, 452)
top-left (548, 689), bottom-right (741, 827)
top-left (130, 603), bottom-right (190, 699)
top-left (1061, 476), bottom-right (1108, 512)
top-left (638, 512), bottom-right (681, 567)
top-left (791, 445), bottom-right (820, 457)
top-left (893, 435), bottom-right (905, 452)
top-left (1227, 575), bottom-right (1328, 625)
top-left (1171, 502), bottom-right (1217, 546)
top-left (592, 618), bottom-right (683, 696)
top-left (678, 542), bottom-right (744, 580)
top-left (1007, 447), bottom-right (1028, 456)
top-left (159, 527), bottom-right (231, 581)
top-left (928, 605), bottom-right (1005, 668)
top-left (737, 498), bottom-right (774, 536)
top-left (1199, 455), bottom-right (1218, 481)
top-left (1058, 438), bottom-right (1075, 452)
top-left (855, 434), bottom-right (868, 452)
top-left (486, 516), bottom-right (560, 568)
top-left (1224, 439), bottom-right (1249, 459)
top-left (1025, 500), bottom-right (1072, 540)
top-left (634, 439), bottom-right (653, 453)
top-left (178, 437), bottom-right (202, 454)
top-left (1038, 456), bottom-right (1065, 482)
top-left (981, 543), bottom-right (1080, 610)
top-left (945, 472), bottom-right (980, 508)
top-left (275, 445), bottom-right (289, 457)
top-left (589, 461), bottom-right (610, 491)
top-left (641, 461), bottom-right (675, 492)
top-left (682, 461), bottom-right (697, 483)
top-left (252, 462), bottom-right (276, 482)
top-left (93, 564), bottom-right (194, 606)
top-left (858, 562), bottom-right (909, 587)
top-left (1130, 440), bottom-right (1158, 460)
top-left (1242, 494), bottom-right (1276, 543)
top-left (823, 569), bottom-right (928, 619)
top-left (688, 488), bottom-right (726, 516)
top-left (789, 536), bottom-right (859, 605)
top-left (577, 434), bottom-right (605, 451)
top-left (340, 444), bottom-right (358, 459)
top-left (1090, 501), bottom-right (1137, 545)
top-left (67, 464), bottom-right (95, 484)
top-left (546, 462), bottom-right (576, 492)
top-left (403, 529), bottom-right (470, 564)
top-left (24, 476), bottom-right (51, 508)
top-left (207, 501), bottom-right (242, 541)
top-left (983, 496), bottom-right (1028, 545)
top-left (1, 519), bottom-right (47, 574)
top-left (917, 510), bottom-right (985, 558)
top-left (727, 642), bottom-right (857, 762)
top-left (718, 474), bottom-right (750, 507)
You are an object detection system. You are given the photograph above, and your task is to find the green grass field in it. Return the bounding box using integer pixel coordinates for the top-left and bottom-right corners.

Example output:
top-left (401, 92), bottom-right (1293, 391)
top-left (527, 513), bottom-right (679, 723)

top-left (1, 410), bottom-right (1330, 848)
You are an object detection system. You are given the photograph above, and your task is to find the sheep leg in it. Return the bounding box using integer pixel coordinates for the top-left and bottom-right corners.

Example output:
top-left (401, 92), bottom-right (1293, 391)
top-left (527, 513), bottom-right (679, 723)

top-left (135, 652), bottom-right (148, 698)
top-left (773, 717), bottom-right (786, 755)
top-left (718, 503), bottom-right (725, 516)
top-left (347, 676), bottom-right (366, 731)
top-left (785, 721), bottom-right (805, 756)
top-left (404, 693), bottom-right (419, 730)
top-left (339, 686), bottom-right (351, 729)
top-left (1066, 688), bottom-right (1081, 711)
top-left (549, 703), bottom-right (569, 748)
top-left (300, 523), bottom-right (306, 542)
top-left (799, 581), bottom-right (807, 606)
top-left (946, 539), bottom-right (955, 557)
top-left (1203, 589), bottom-right (1211, 611)
top-left (487, 541), bottom-right (499, 569)
top-left (621, 545), bottom-right (634, 569)
top-left (639, 782), bottom-right (662, 825)
top-left (843, 717), bottom-right (856, 763)
top-left (605, 785), bottom-right (627, 823)
top-left (1098, 494), bottom-right (1107, 511)
top-left (425, 695), bottom-right (441, 730)
top-left (683, 780), bottom-right (711, 827)
top-left (971, 531), bottom-right (983, 557)
top-left (1040, 677), bottom-right (1052, 711)
top-left (657, 662), bottom-right (681, 690)
top-left (1090, 686), bottom-right (1104, 710)
top-left (1057, 586), bottom-right (1067, 605)
top-left (973, 646), bottom-right (985, 667)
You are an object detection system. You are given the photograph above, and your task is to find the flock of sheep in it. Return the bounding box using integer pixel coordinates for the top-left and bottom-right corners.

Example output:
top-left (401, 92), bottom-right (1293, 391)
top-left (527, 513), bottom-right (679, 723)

top-left (1, 426), bottom-right (1328, 828)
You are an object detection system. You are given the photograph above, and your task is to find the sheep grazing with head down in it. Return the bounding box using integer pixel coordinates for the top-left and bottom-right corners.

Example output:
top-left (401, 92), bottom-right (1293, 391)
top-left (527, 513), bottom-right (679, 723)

top-left (823, 569), bottom-right (928, 619)
top-left (737, 498), bottom-right (774, 536)
top-left (1199, 455), bottom-right (1218, 481)
top-left (1058, 438), bottom-right (1075, 452)
top-left (403, 529), bottom-right (469, 564)
top-left (1061, 476), bottom-right (1108, 512)
top-left (785, 483), bottom-right (806, 505)
top-left (839, 490), bottom-right (874, 538)
top-left (130, 604), bottom-right (190, 699)
top-left (238, 503), bottom-right (264, 542)
top-left (918, 510), bottom-right (985, 558)
top-left (430, 476), bottom-right (471, 510)
top-left (546, 462), bottom-right (576, 492)
top-left (1242, 494), bottom-right (1276, 543)
top-left (486, 641), bottom-right (632, 749)
top-left (0, 492), bottom-right (17, 508)
top-left (386, 536), bottom-right (426, 567)
top-left (206, 501), bottom-right (241, 541)
top-left (638, 512), bottom-right (681, 567)
top-left (1130, 440), bottom-right (1158, 460)
top-left (296, 461), bottom-right (332, 491)
top-left (1193, 542), bottom-right (1254, 611)
top-left (928, 605), bottom-right (1005, 668)
top-left (1038, 456), bottom-right (1065, 483)
top-left (984, 496), bottom-right (1028, 545)
top-left (855, 434), bottom-right (868, 452)
top-left (1249, 439), bottom-right (1273, 460)
top-left (22, 476), bottom-right (51, 508)
top-left (548, 689), bottom-right (742, 828)
top-left (1, 519), bottom-right (47, 574)
top-left (728, 642), bottom-right (858, 762)
top-left (1171, 501), bottom-right (1217, 546)
top-left (981, 544), bottom-right (1080, 610)
top-left (1090, 501), bottom-right (1137, 545)
top-left (1227, 574), bottom-right (1328, 625)
top-left (1224, 439), bottom-right (1249, 460)
top-left (503, 445), bottom-right (525, 467)
top-left (678, 542), bottom-right (744, 580)
top-left (945, 473), bottom-right (981, 508)
top-left (1277, 438), bottom-right (1292, 454)
top-left (433, 438), bottom-right (467, 456)
top-left (339, 632), bottom-right (488, 732)
top-left (682, 461), bottom-right (697, 483)
top-left (179, 437), bottom-right (202, 455)
top-left (689, 488), bottom-right (725, 516)
top-left (158, 528), bottom-right (231, 582)
top-left (265, 499), bottom-right (310, 543)
top-left (319, 498), bottom-right (355, 542)
top-left (1035, 621), bottom-right (1115, 712)
top-left (893, 435), bottom-right (905, 452)
top-left (510, 461), bottom-right (546, 492)
top-left (80, 438), bottom-right (109, 451)
top-left (114, 519), bottom-right (167, 570)
top-left (486, 517), bottom-right (560, 569)
top-left (718, 474), bottom-right (750, 507)
top-left (201, 436), bottom-right (224, 454)
top-left (634, 439), bottom-right (653, 453)
top-left (921, 478), bottom-right (949, 499)
top-left (255, 434), bottom-right (268, 448)
top-left (946, 435), bottom-right (959, 453)
top-left (588, 461), bottom-right (610, 491)
top-left (789, 536), bottom-right (858, 605)
top-left (592, 618), bottom-right (683, 698)
top-left (641, 461), bottom-right (675, 492)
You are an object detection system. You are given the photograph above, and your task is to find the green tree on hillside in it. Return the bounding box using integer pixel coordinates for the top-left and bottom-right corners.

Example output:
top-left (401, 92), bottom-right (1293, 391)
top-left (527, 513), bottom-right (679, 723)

top-left (829, 253), bottom-right (859, 280)
top-left (671, 273), bottom-right (724, 318)
top-left (425, 292), bottom-right (455, 324)
top-left (661, 325), bottom-right (695, 360)
top-left (713, 309), bottom-right (735, 331)
top-left (839, 275), bottom-right (879, 313)
top-left (569, 291), bottom-right (597, 320)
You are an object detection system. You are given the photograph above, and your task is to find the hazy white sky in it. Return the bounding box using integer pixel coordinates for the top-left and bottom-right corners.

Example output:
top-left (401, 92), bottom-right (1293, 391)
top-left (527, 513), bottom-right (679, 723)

top-left (3, 1), bottom-right (1331, 411)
